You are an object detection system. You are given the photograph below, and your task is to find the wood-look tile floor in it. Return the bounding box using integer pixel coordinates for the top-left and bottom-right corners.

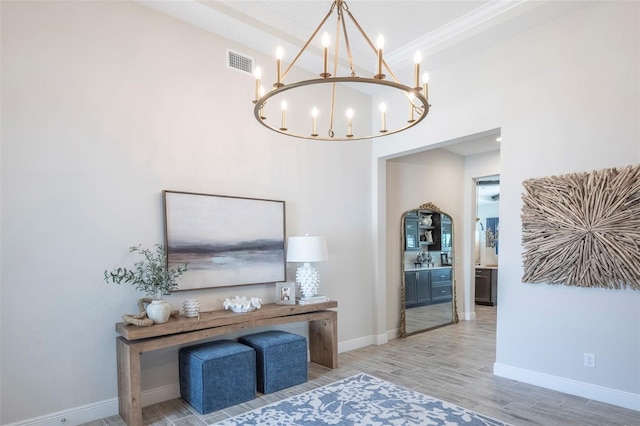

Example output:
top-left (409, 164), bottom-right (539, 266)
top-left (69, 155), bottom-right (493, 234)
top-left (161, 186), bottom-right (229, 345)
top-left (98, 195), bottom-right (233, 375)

top-left (87, 306), bottom-right (639, 425)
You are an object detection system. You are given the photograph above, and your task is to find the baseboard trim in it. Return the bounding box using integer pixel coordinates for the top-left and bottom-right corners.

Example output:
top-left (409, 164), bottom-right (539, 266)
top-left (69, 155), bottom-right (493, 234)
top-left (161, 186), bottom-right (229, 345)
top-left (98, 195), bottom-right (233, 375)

top-left (141, 383), bottom-right (181, 407)
top-left (494, 362), bottom-right (640, 411)
top-left (338, 334), bottom-right (377, 353)
top-left (374, 332), bottom-right (389, 345)
top-left (4, 384), bottom-right (181, 426)
top-left (463, 310), bottom-right (476, 321)
top-left (4, 398), bottom-right (119, 426)
top-left (9, 337), bottom-right (380, 426)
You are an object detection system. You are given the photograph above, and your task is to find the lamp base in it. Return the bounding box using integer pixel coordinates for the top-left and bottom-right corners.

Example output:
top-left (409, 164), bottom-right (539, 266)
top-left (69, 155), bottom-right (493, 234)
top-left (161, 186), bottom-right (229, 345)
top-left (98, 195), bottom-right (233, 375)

top-left (296, 262), bottom-right (320, 298)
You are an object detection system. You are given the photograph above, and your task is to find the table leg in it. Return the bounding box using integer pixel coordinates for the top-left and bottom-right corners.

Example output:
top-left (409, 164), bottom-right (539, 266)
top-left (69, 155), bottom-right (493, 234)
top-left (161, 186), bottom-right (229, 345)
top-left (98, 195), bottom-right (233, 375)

top-left (308, 311), bottom-right (338, 369)
top-left (117, 337), bottom-right (142, 426)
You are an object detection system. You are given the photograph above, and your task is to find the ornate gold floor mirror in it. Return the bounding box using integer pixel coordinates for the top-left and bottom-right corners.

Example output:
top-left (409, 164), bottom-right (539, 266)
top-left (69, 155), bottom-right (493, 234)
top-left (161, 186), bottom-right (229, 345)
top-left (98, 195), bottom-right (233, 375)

top-left (400, 202), bottom-right (458, 337)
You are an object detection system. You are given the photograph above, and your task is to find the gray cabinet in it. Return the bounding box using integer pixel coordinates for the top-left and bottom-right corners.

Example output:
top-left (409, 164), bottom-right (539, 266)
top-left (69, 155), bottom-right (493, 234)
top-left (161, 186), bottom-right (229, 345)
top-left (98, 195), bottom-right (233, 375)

top-left (430, 268), bottom-right (452, 302)
top-left (404, 270), bottom-right (431, 307)
top-left (405, 271), bottom-right (417, 305)
top-left (475, 268), bottom-right (497, 306)
top-left (404, 268), bottom-right (451, 308)
top-left (405, 215), bottom-right (420, 251)
top-left (416, 271), bottom-right (431, 304)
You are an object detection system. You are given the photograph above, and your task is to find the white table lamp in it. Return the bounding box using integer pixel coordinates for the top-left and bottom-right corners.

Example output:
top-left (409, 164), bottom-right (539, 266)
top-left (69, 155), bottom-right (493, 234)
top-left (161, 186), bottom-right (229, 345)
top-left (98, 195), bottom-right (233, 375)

top-left (286, 235), bottom-right (328, 299)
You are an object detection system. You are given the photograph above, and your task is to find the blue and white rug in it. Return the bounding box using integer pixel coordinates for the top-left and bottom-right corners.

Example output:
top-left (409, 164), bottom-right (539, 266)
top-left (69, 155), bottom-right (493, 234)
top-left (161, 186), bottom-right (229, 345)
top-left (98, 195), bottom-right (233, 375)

top-left (215, 373), bottom-right (510, 425)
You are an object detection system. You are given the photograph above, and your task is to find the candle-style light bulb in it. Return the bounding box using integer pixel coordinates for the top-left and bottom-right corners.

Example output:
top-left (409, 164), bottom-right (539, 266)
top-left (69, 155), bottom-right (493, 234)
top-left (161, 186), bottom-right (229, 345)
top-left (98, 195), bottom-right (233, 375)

top-left (275, 46), bottom-right (284, 87)
top-left (346, 108), bottom-right (354, 137)
top-left (322, 32), bottom-right (331, 47)
top-left (375, 34), bottom-right (385, 79)
top-left (422, 71), bottom-right (430, 104)
top-left (379, 102), bottom-right (387, 133)
top-left (280, 100), bottom-right (288, 131)
top-left (413, 51), bottom-right (422, 90)
top-left (311, 107), bottom-right (319, 136)
top-left (407, 92), bottom-right (416, 123)
top-left (321, 32), bottom-right (331, 78)
top-left (253, 66), bottom-right (262, 102)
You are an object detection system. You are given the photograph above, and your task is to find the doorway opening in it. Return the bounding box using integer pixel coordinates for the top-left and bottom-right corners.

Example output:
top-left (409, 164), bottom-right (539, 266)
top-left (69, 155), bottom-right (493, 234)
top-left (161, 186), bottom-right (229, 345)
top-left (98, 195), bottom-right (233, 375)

top-left (475, 176), bottom-right (500, 266)
top-left (474, 175), bottom-right (500, 306)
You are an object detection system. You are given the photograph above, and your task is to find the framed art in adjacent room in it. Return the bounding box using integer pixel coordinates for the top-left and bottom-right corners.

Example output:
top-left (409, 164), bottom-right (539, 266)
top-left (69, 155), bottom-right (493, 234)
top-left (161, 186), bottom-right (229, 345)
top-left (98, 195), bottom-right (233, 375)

top-left (163, 190), bottom-right (286, 291)
top-left (275, 282), bottom-right (296, 305)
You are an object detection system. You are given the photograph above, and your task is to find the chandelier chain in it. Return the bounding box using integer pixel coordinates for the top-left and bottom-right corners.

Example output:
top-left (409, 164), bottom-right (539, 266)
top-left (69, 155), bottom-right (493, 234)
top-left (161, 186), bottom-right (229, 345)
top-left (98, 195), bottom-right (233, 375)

top-left (328, 9), bottom-right (342, 136)
top-left (344, 8), bottom-right (396, 83)
top-left (338, 5), bottom-right (357, 77)
top-left (282, 9), bottom-right (334, 82)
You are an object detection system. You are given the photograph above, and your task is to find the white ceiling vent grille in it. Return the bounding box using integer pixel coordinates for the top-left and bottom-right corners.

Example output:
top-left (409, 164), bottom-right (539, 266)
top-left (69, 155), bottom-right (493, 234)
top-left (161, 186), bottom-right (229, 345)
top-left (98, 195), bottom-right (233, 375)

top-left (227, 49), bottom-right (253, 74)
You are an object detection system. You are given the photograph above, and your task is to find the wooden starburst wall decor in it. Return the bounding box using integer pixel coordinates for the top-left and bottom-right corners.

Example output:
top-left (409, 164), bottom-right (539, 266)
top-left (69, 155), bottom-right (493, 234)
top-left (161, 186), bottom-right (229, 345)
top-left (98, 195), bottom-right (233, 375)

top-left (521, 164), bottom-right (640, 290)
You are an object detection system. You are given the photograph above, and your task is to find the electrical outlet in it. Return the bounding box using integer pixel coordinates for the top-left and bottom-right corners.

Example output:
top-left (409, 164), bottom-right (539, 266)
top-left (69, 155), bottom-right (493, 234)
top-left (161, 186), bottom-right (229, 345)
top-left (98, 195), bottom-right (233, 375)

top-left (584, 353), bottom-right (596, 368)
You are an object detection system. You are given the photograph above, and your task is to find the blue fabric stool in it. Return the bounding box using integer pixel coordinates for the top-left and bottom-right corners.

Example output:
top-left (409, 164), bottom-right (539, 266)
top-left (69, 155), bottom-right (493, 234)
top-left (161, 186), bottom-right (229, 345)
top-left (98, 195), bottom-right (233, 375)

top-left (179, 340), bottom-right (256, 414)
top-left (238, 330), bottom-right (307, 394)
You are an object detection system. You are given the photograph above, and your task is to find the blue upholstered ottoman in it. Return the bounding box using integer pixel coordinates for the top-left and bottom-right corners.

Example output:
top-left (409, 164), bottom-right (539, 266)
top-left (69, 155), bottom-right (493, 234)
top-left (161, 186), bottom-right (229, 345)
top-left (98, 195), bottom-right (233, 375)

top-left (179, 340), bottom-right (256, 414)
top-left (238, 330), bottom-right (307, 394)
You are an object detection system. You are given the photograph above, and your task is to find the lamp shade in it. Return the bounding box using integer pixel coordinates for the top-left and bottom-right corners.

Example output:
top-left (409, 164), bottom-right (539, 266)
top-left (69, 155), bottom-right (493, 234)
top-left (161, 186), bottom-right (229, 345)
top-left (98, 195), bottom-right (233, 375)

top-left (286, 236), bottom-right (328, 263)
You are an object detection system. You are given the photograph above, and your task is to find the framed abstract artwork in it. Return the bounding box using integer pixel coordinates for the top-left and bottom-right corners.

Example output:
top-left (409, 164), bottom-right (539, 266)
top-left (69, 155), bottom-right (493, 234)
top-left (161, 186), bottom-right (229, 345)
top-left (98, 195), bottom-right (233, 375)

top-left (163, 190), bottom-right (286, 291)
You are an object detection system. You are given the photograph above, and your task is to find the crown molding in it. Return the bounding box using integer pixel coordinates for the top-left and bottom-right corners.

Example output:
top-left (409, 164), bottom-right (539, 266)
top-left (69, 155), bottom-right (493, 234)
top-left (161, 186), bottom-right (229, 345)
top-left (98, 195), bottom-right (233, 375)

top-left (385, 0), bottom-right (530, 66)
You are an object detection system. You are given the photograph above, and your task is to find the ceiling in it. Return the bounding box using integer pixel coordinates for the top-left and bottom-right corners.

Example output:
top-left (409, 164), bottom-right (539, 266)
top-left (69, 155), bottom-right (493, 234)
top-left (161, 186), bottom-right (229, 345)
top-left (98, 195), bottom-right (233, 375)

top-left (139, 0), bottom-right (586, 78)
top-left (477, 175), bottom-right (500, 206)
top-left (438, 131), bottom-right (500, 157)
top-left (136, 1), bottom-right (583, 154)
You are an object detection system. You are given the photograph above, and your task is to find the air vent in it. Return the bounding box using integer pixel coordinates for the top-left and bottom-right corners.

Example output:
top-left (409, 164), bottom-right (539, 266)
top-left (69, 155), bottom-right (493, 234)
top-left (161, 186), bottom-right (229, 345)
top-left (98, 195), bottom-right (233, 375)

top-left (227, 49), bottom-right (253, 74)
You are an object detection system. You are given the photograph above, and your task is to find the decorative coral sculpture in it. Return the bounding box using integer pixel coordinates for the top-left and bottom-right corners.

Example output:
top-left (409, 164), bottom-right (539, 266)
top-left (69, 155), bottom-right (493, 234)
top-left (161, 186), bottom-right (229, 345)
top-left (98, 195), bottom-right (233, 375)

top-left (223, 296), bottom-right (262, 313)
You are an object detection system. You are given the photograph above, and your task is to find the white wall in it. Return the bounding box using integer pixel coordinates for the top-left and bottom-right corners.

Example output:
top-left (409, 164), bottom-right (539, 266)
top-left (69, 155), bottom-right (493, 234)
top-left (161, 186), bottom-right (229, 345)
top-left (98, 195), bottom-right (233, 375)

top-left (0, 1), bottom-right (375, 423)
top-left (2, 1), bottom-right (639, 422)
top-left (374, 0), bottom-right (640, 410)
top-left (385, 149), bottom-right (465, 334)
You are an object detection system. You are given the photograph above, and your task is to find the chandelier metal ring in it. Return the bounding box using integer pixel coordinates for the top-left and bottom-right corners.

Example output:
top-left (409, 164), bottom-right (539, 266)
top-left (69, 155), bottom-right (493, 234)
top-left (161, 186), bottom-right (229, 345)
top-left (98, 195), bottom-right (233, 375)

top-left (254, 77), bottom-right (429, 141)
top-left (251, 0), bottom-right (431, 142)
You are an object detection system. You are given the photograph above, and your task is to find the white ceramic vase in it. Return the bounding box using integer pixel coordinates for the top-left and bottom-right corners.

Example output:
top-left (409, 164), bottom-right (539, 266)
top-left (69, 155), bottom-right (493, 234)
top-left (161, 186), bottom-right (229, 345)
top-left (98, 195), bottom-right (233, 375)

top-left (425, 230), bottom-right (433, 242)
top-left (146, 299), bottom-right (171, 324)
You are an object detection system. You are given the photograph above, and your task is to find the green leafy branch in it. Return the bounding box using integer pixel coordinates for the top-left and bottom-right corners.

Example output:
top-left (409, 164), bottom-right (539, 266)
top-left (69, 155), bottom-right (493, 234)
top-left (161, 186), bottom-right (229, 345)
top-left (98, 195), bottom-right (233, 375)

top-left (104, 244), bottom-right (188, 299)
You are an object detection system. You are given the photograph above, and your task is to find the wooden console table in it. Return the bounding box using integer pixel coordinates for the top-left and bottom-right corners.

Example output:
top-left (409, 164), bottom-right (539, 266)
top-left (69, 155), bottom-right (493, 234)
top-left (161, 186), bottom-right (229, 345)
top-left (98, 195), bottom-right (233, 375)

top-left (115, 301), bottom-right (338, 426)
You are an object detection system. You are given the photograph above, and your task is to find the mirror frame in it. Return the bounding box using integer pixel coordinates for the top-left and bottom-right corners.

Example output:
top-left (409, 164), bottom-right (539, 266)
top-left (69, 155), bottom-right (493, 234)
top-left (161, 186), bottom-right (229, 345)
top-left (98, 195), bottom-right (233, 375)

top-left (400, 202), bottom-right (459, 337)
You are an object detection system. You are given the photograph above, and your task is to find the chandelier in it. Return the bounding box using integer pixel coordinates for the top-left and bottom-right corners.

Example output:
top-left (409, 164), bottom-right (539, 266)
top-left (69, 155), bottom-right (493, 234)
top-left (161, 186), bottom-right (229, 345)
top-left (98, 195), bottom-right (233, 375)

top-left (251, 0), bottom-right (430, 141)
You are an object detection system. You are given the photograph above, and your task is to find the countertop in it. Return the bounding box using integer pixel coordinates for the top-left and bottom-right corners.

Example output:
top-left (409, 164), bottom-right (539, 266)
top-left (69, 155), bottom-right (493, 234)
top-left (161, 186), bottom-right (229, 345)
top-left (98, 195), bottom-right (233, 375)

top-left (405, 265), bottom-right (452, 272)
top-left (475, 265), bottom-right (498, 270)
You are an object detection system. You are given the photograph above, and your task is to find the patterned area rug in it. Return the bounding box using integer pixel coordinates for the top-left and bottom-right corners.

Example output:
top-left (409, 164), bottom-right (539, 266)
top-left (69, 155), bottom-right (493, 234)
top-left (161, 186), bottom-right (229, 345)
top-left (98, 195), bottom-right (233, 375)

top-left (215, 373), bottom-right (510, 425)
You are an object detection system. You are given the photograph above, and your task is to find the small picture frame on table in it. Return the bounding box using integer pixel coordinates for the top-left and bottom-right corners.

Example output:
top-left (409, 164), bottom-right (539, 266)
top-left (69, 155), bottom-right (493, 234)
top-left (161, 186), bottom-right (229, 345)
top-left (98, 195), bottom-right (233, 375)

top-left (276, 282), bottom-right (296, 305)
